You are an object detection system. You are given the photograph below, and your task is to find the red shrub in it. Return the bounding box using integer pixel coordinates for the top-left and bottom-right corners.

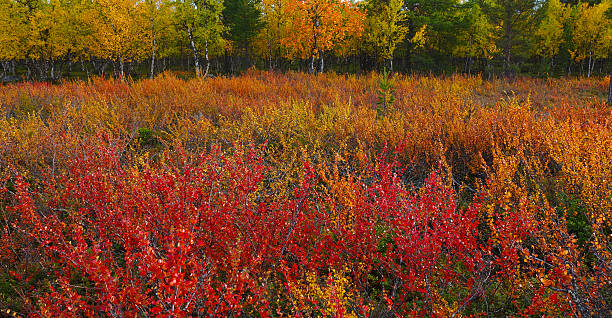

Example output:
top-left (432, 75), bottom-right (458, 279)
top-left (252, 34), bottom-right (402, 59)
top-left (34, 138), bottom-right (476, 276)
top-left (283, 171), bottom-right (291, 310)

top-left (5, 141), bottom-right (536, 317)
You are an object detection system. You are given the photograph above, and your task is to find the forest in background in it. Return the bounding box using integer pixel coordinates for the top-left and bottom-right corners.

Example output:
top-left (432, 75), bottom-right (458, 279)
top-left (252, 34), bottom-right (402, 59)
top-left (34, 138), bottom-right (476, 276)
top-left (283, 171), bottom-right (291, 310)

top-left (0, 0), bottom-right (612, 81)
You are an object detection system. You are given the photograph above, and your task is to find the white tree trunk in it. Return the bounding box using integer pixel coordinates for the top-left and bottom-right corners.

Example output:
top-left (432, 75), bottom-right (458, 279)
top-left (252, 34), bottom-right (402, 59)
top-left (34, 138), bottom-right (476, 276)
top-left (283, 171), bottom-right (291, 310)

top-left (204, 40), bottom-right (210, 77)
top-left (319, 55), bottom-right (324, 73)
top-left (50, 58), bottom-right (54, 80)
top-left (119, 55), bottom-right (125, 80)
top-left (188, 27), bottom-right (201, 77)
top-left (150, 30), bottom-right (156, 79)
top-left (310, 55), bottom-right (315, 74)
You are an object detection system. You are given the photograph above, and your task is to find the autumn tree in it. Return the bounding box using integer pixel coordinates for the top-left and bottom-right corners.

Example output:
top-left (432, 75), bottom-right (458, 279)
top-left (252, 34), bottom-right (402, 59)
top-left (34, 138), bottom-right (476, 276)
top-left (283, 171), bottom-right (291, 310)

top-left (252, 0), bottom-right (289, 70)
top-left (533, 0), bottom-right (569, 73)
top-left (0, 0), bottom-right (30, 77)
top-left (28, 1), bottom-right (63, 79)
top-left (141, 0), bottom-right (173, 78)
top-left (87, 0), bottom-right (149, 78)
top-left (280, 0), bottom-right (365, 74)
top-left (453, 1), bottom-right (498, 74)
top-left (173, 0), bottom-right (225, 77)
top-left (28, 0), bottom-right (97, 80)
top-left (364, 0), bottom-right (408, 72)
top-left (569, 0), bottom-right (611, 77)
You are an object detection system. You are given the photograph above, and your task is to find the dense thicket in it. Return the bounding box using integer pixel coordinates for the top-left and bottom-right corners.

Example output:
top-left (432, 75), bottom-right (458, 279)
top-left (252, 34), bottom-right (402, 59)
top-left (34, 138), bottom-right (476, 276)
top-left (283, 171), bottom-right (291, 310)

top-left (0, 0), bottom-right (611, 81)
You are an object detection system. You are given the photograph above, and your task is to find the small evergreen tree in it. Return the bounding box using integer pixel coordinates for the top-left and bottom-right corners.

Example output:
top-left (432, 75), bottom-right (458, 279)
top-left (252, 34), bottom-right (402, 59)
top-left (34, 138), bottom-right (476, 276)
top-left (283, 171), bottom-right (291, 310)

top-left (376, 70), bottom-right (395, 117)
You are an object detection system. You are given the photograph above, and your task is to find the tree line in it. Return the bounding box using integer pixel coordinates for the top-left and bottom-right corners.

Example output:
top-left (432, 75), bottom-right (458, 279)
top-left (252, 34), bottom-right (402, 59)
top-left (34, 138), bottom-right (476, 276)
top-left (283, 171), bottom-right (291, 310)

top-left (0, 0), bottom-right (611, 81)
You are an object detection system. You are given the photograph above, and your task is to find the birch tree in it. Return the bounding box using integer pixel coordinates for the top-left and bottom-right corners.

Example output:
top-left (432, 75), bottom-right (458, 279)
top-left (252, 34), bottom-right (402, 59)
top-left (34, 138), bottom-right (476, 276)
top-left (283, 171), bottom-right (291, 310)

top-left (173, 0), bottom-right (225, 77)
top-left (280, 0), bottom-right (365, 74)
top-left (88, 0), bottom-right (148, 78)
top-left (142, 0), bottom-right (173, 78)
top-left (569, 1), bottom-right (611, 77)
top-left (364, 0), bottom-right (408, 72)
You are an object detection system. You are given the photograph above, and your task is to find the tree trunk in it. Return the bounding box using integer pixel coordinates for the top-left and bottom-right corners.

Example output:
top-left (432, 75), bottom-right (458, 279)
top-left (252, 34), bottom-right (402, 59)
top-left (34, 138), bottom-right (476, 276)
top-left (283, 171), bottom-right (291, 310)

top-left (66, 56), bottom-right (72, 78)
top-left (36, 59), bottom-right (45, 80)
top-left (503, 16), bottom-right (512, 77)
top-left (50, 58), bottom-right (54, 81)
top-left (311, 16), bottom-right (319, 74)
top-left (92, 60), bottom-right (98, 76)
top-left (504, 44), bottom-right (511, 76)
top-left (112, 60), bottom-right (118, 78)
top-left (1, 61), bottom-right (6, 78)
top-left (81, 59), bottom-right (89, 79)
top-left (468, 57), bottom-right (472, 75)
top-left (608, 62), bottom-right (612, 104)
top-left (25, 60), bottom-right (32, 81)
top-left (187, 26), bottom-right (201, 77)
top-left (587, 50), bottom-right (592, 78)
top-left (150, 34), bottom-right (156, 79)
top-left (10, 60), bottom-right (16, 76)
top-left (119, 55), bottom-right (125, 80)
top-left (550, 56), bottom-right (554, 76)
top-left (246, 45), bottom-right (252, 69)
top-left (224, 49), bottom-right (229, 74)
top-left (204, 40), bottom-right (210, 77)
top-left (310, 55), bottom-right (315, 74)
top-left (319, 54), bottom-right (324, 73)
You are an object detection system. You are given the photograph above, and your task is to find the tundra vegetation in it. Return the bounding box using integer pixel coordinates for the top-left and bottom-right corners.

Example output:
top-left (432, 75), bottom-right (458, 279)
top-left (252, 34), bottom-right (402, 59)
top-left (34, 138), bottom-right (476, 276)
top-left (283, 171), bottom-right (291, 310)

top-left (0, 71), bottom-right (610, 316)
